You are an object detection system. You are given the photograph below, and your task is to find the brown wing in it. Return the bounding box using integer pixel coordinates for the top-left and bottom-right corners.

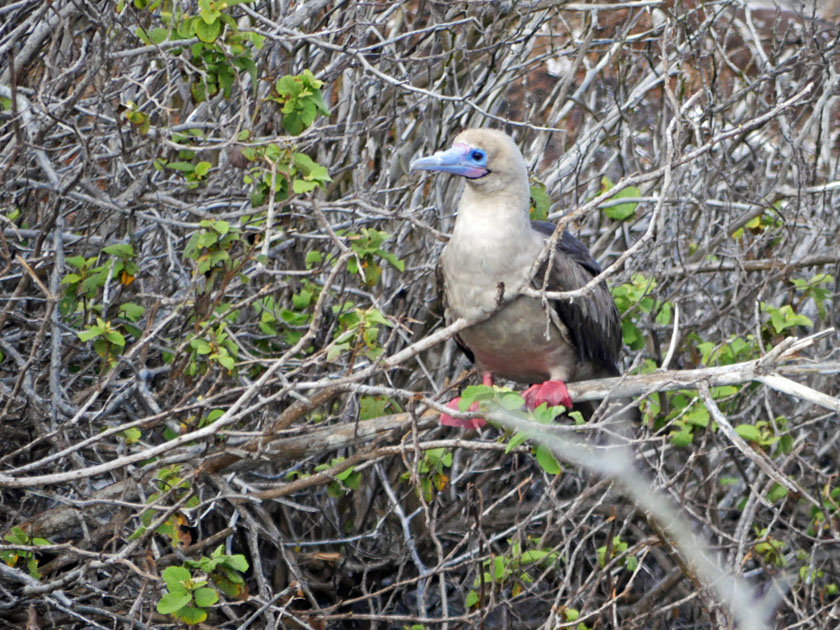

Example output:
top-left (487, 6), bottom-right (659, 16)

top-left (531, 222), bottom-right (622, 376)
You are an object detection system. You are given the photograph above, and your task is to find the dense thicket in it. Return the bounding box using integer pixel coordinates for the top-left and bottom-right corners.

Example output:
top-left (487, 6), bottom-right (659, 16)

top-left (1, 1), bottom-right (839, 628)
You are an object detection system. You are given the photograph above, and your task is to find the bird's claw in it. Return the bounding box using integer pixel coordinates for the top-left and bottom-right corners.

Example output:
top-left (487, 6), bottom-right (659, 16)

top-left (523, 380), bottom-right (572, 411)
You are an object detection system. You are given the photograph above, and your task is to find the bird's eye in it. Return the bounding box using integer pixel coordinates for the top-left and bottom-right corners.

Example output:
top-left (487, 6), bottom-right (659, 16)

top-left (470, 149), bottom-right (485, 163)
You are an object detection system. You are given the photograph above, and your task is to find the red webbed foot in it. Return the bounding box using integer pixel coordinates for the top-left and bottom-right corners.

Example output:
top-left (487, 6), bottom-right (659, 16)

top-left (523, 380), bottom-right (572, 411)
top-left (439, 397), bottom-right (486, 428)
top-left (439, 373), bottom-right (494, 428)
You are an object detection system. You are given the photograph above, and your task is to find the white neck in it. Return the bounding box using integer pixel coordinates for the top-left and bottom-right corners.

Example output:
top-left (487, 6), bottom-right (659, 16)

top-left (451, 182), bottom-right (532, 244)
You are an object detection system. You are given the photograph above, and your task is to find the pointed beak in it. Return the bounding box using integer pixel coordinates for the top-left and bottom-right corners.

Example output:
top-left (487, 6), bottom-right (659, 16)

top-left (410, 144), bottom-right (489, 179)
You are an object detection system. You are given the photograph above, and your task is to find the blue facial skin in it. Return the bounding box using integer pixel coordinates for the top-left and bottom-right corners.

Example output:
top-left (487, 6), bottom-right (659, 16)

top-left (410, 143), bottom-right (490, 179)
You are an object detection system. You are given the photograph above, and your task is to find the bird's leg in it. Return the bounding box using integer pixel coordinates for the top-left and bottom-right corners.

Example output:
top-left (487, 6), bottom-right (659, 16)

top-left (439, 373), bottom-right (494, 428)
top-left (523, 380), bottom-right (572, 411)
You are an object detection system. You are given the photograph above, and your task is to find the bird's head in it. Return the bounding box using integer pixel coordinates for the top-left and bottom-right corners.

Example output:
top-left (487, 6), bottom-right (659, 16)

top-left (410, 128), bottom-right (528, 195)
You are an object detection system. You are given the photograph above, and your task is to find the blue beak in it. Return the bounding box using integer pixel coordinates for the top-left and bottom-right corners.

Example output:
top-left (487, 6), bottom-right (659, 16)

top-left (410, 144), bottom-right (490, 179)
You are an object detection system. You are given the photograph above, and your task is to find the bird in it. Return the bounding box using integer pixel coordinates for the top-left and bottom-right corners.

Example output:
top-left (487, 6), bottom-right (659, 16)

top-left (410, 128), bottom-right (623, 428)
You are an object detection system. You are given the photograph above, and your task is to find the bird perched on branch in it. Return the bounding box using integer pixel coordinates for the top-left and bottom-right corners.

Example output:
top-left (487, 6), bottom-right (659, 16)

top-left (410, 129), bottom-right (623, 427)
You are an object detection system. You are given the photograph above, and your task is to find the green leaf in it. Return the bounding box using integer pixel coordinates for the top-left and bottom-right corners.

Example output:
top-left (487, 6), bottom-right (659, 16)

top-left (520, 549), bottom-right (554, 564)
top-left (78, 328), bottom-right (102, 342)
top-left (327, 340), bottom-right (350, 361)
top-left (122, 427), bottom-right (142, 444)
top-left (291, 153), bottom-right (332, 190)
top-left (103, 243), bottom-right (135, 258)
top-left (177, 607), bottom-right (207, 624)
top-left (205, 409), bottom-right (225, 424)
top-left (193, 587), bottom-right (219, 607)
top-left (621, 319), bottom-right (643, 350)
top-left (291, 289), bottom-right (313, 310)
top-left (119, 302), bottom-right (145, 321)
top-left (568, 410), bottom-right (585, 425)
top-left (157, 591), bottom-right (192, 614)
top-left (365, 308), bottom-right (391, 327)
top-left (334, 464), bottom-right (356, 482)
top-left (233, 55), bottom-right (258, 87)
top-left (307, 91), bottom-right (329, 117)
top-left (127, 525), bottom-right (147, 540)
top-left (66, 255), bottom-right (89, 270)
top-left (5, 527), bottom-right (29, 545)
top-left (212, 220), bottom-right (230, 235)
top-left (684, 404), bottom-right (709, 428)
top-left (282, 112), bottom-right (304, 135)
top-left (193, 18), bottom-right (221, 43)
top-left (191, 338), bottom-right (212, 354)
top-left (105, 329), bottom-right (126, 347)
top-left (305, 250), bottom-right (323, 268)
top-left (167, 161), bottom-right (196, 172)
top-left (379, 250), bottom-right (404, 272)
top-left (506, 431), bottom-right (530, 453)
top-left (764, 304), bottom-right (814, 333)
top-left (532, 402), bottom-right (565, 423)
top-left (789, 313), bottom-right (813, 328)
top-left (735, 424), bottom-right (762, 443)
top-left (162, 565), bottom-right (192, 590)
top-left (199, 2), bottom-right (221, 24)
top-left (344, 471), bottom-right (362, 490)
top-left (191, 81), bottom-right (206, 103)
top-left (465, 590), bottom-right (479, 608)
top-left (596, 545), bottom-right (607, 567)
top-left (292, 151), bottom-right (318, 173)
top-left (149, 27), bottom-right (169, 44)
top-left (711, 385), bottom-right (739, 399)
top-left (602, 176), bottom-right (640, 221)
top-left (655, 302), bottom-right (672, 325)
top-left (360, 396), bottom-right (393, 420)
top-left (363, 261), bottom-right (382, 286)
top-left (26, 556), bottom-right (40, 579)
top-left (529, 183), bottom-right (551, 221)
top-left (293, 179), bottom-right (318, 194)
top-left (299, 69), bottom-right (325, 90)
top-left (218, 12), bottom-right (237, 30)
top-left (61, 273), bottom-right (81, 285)
top-left (224, 554), bottom-right (249, 572)
top-left (767, 483), bottom-right (788, 503)
top-left (498, 391), bottom-right (525, 410)
top-left (136, 28), bottom-right (152, 45)
top-left (535, 444), bottom-right (562, 475)
top-left (274, 75), bottom-right (298, 97)
top-left (670, 427), bottom-right (693, 447)
top-left (194, 161), bottom-right (211, 177)
top-left (769, 310), bottom-right (785, 333)
top-left (492, 556), bottom-right (506, 580)
top-left (239, 29), bottom-right (265, 48)
top-left (300, 98), bottom-right (317, 127)
top-left (426, 448), bottom-right (451, 469)
top-left (196, 230), bottom-right (219, 249)
top-left (459, 384), bottom-right (495, 410)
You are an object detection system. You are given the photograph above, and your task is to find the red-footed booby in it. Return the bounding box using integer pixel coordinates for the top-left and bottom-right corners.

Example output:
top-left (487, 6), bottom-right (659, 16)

top-left (411, 129), bottom-right (622, 428)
